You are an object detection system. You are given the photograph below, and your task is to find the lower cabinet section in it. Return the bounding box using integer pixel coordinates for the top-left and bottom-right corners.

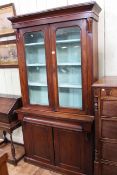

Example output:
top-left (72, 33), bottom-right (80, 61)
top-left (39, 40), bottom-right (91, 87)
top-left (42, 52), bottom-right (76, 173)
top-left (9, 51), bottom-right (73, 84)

top-left (22, 115), bottom-right (94, 175)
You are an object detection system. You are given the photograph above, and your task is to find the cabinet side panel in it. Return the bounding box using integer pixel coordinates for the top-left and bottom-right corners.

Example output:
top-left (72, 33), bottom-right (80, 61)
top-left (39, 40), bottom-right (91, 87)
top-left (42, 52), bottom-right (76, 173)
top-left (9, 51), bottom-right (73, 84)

top-left (93, 21), bottom-right (99, 82)
top-left (87, 20), bottom-right (99, 115)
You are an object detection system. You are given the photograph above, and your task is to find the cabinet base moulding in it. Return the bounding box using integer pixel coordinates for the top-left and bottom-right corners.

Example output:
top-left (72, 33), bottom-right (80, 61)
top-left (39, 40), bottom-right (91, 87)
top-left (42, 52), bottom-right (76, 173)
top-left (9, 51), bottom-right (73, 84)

top-left (24, 156), bottom-right (87, 175)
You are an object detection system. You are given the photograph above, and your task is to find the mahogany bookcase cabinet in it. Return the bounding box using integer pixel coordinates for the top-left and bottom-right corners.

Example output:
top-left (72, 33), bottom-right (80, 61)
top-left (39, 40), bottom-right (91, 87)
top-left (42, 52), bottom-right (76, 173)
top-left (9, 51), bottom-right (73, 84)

top-left (9, 2), bottom-right (101, 175)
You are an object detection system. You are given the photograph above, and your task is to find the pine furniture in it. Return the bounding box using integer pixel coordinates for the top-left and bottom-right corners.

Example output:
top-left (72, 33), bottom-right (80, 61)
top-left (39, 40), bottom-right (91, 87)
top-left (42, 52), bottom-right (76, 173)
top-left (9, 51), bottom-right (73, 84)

top-left (9, 2), bottom-right (101, 175)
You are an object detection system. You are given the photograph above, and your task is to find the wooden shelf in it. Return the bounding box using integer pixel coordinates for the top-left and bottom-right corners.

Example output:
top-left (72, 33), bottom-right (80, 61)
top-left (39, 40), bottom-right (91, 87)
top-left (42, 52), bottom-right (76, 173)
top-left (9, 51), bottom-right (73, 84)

top-left (25, 39), bottom-right (80, 46)
top-left (59, 84), bottom-right (82, 88)
top-left (28, 82), bottom-right (81, 88)
top-left (28, 82), bottom-right (47, 87)
top-left (27, 63), bottom-right (46, 67)
top-left (57, 62), bottom-right (81, 66)
top-left (56, 39), bottom-right (80, 43)
top-left (27, 63), bottom-right (81, 67)
top-left (25, 42), bottom-right (44, 46)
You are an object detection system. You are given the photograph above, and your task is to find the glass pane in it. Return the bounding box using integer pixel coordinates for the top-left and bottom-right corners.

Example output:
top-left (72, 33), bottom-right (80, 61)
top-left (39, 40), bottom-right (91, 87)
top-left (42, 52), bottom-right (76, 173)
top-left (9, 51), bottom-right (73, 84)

top-left (56, 27), bottom-right (82, 109)
top-left (59, 88), bottom-right (82, 108)
top-left (24, 31), bottom-right (49, 105)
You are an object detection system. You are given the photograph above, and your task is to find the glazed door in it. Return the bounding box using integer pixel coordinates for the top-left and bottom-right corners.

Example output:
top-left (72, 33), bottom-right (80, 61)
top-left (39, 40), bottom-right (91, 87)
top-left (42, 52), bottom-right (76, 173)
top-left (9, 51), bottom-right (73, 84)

top-left (18, 25), bottom-right (53, 107)
top-left (50, 20), bottom-right (88, 113)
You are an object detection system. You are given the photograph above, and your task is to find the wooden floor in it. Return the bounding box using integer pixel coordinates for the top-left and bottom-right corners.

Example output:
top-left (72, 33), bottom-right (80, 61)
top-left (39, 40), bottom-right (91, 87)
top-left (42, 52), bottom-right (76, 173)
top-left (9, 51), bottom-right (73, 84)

top-left (0, 142), bottom-right (24, 163)
top-left (0, 139), bottom-right (62, 175)
top-left (8, 159), bottom-right (62, 175)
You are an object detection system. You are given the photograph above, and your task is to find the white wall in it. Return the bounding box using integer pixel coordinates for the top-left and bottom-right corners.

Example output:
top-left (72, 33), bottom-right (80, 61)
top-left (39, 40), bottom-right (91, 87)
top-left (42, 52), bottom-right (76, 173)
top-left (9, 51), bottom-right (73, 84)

top-left (105, 0), bottom-right (117, 75)
top-left (0, 0), bottom-right (116, 143)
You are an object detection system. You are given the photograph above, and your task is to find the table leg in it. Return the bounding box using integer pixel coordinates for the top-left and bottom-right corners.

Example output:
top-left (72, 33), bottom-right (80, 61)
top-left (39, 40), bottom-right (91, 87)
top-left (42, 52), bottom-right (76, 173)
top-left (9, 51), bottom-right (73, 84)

top-left (10, 132), bottom-right (17, 165)
top-left (3, 131), bottom-right (8, 143)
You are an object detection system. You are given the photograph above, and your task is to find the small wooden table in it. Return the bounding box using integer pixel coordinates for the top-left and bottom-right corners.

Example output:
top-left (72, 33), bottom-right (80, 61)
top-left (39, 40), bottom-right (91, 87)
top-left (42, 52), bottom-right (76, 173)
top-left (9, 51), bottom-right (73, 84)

top-left (0, 94), bottom-right (24, 165)
top-left (0, 151), bottom-right (9, 175)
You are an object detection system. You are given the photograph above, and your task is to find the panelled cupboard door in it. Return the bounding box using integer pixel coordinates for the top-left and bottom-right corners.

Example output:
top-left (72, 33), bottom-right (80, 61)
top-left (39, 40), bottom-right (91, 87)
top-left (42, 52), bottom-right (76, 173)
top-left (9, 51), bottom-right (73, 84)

top-left (50, 20), bottom-right (88, 114)
top-left (23, 121), bottom-right (54, 164)
top-left (18, 25), bottom-right (53, 107)
top-left (54, 128), bottom-right (88, 175)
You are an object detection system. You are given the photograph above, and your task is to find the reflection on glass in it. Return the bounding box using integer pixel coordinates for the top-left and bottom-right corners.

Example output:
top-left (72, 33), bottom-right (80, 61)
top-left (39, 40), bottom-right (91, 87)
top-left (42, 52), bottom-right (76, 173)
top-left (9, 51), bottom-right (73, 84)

top-left (56, 27), bottom-right (82, 109)
top-left (24, 31), bottom-right (49, 105)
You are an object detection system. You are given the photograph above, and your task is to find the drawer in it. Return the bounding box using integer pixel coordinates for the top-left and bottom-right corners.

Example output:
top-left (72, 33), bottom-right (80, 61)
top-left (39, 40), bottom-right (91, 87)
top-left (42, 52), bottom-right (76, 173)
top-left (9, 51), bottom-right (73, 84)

top-left (101, 88), bottom-right (117, 97)
top-left (101, 100), bottom-right (117, 117)
top-left (101, 118), bottom-right (117, 139)
top-left (101, 141), bottom-right (117, 162)
top-left (101, 163), bottom-right (117, 175)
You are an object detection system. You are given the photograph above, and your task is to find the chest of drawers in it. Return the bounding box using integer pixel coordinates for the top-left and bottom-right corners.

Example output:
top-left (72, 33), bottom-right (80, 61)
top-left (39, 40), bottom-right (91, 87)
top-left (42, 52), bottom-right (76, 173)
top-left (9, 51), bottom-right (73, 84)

top-left (92, 76), bottom-right (117, 175)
